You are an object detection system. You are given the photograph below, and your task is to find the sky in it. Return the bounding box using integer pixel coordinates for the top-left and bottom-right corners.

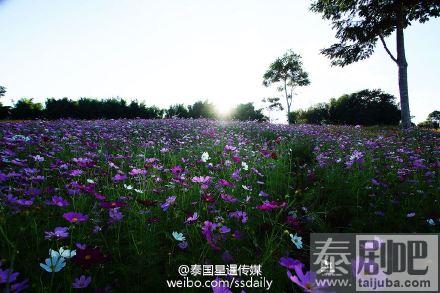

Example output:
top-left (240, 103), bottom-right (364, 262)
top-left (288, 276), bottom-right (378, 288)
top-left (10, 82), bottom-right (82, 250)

top-left (0, 0), bottom-right (439, 123)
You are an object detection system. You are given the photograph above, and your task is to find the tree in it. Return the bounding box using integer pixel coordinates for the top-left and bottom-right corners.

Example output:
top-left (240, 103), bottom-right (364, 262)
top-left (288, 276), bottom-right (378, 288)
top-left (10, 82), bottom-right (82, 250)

top-left (263, 50), bottom-right (310, 119)
top-left (231, 103), bottom-right (266, 121)
top-left (0, 86), bottom-right (6, 98)
top-left (188, 101), bottom-right (216, 119)
top-left (418, 110), bottom-right (440, 128)
top-left (10, 98), bottom-right (43, 119)
top-left (328, 89), bottom-right (400, 125)
top-left (165, 104), bottom-right (190, 118)
top-left (261, 97), bottom-right (284, 122)
top-left (310, 0), bottom-right (440, 128)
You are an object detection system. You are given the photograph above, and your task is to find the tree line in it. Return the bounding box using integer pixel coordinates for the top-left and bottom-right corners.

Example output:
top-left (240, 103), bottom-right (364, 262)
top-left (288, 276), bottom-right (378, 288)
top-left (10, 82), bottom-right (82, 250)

top-left (0, 96), bottom-right (266, 121)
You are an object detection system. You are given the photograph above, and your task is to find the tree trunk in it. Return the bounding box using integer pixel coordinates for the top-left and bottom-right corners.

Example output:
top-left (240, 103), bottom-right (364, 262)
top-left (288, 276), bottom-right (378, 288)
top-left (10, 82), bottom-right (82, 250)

top-left (396, 2), bottom-right (411, 128)
top-left (284, 80), bottom-right (291, 122)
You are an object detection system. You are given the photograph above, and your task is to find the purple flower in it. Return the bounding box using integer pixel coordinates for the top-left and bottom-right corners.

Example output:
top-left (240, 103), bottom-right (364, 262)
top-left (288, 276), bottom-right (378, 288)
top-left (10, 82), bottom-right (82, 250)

top-left (44, 227), bottom-right (69, 240)
top-left (220, 194), bottom-right (237, 203)
top-left (219, 226), bottom-right (231, 234)
top-left (72, 275), bottom-right (92, 289)
top-left (161, 196), bottom-right (177, 211)
top-left (51, 196), bottom-right (69, 207)
top-left (63, 212), bottom-right (88, 223)
top-left (286, 260), bottom-right (316, 292)
top-left (0, 268), bottom-right (19, 284)
top-left (184, 212), bottom-right (198, 224)
top-left (178, 241), bottom-right (188, 250)
top-left (109, 208), bottom-right (123, 222)
top-left (112, 173), bottom-right (127, 181)
top-left (279, 257), bottom-right (301, 270)
top-left (228, 211), bottom-right (248, 224)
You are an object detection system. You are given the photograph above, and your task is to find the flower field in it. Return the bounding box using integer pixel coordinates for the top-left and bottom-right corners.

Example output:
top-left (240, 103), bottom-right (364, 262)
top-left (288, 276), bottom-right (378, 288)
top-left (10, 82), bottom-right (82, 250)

top-left (0, 119), bottom-right (439, 292)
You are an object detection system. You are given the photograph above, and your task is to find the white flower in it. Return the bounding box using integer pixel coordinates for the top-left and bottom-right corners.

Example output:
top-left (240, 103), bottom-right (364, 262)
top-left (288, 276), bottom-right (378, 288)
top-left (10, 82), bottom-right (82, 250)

top-left (241, 162), bottom-right (249, 171)
top-left (50, 247), bottom-right (76, 259)
top-left (242, 185), bottom-right (251, 191)
top-left (124, 184), bottom-right (133, 190)
top-left (172, 231), bottom-right (186, 242)
top-left (201, 152), bottom-right (210, 163)
top-left (134, 189), bottom-right (144, 193)
top-left (33, 155), bottom-right (45, 162)
top-left (87, 179), bottom-right (95, 184)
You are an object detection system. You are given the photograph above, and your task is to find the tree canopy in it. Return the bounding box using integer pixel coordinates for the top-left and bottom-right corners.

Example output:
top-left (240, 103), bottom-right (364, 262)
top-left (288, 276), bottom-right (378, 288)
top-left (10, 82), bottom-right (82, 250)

top-left (263, 50), bottom-right (310, 118)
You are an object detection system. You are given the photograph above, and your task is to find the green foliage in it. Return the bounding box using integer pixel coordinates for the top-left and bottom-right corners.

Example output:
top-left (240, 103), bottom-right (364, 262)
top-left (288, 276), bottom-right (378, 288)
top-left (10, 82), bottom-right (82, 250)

top-left (310, 0), bottom-right (440, 67)
top-left (230, 103), bottom-right (266, 121)
top-left (44, 98), bottom-right (163, 120)
top-left (10, 98), bottom-right (43, 119)
top-left (187, 100), bottom-right (216, 119)
top-left (263, 50), bottom-right (310, 116)
top-left (0, 85), bottom-right (6, 98)
top-left (418, 110), bottom-right (440, 129)
top-left (293, 89), bottom-right (400, 126)
top-left (165, 104), bottom-right (190, 118)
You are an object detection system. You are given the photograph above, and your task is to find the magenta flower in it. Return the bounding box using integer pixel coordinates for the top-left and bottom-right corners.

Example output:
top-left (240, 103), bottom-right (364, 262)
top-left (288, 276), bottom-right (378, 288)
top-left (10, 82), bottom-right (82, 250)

top-left (257, 201), bottom-right (286, 211)
top-left (63, 212), bottom-right (88, 223)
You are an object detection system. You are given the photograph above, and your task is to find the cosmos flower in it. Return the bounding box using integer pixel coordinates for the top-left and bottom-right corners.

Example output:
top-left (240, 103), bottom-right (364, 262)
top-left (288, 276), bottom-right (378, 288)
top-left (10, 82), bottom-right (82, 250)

top-left (44, 226), bottom-right (69, 240)
top-left (178, 241), bottom-right (188, 250)
top-left (50, 196), bottom-right (69, 207)
top-left (184, 212), bottom-right (199, 224)
top-left (50, 247), bottom-right (76, 259)
top-left (290, 233), bottom-right (303, 249)
top-left (172, 231), bottom-right (186, 242)
top-left (72, 275), bottom-right (92, 289)
top-left (74, 247), bottom-right (108, 269)
top-left (286, 260), bottom-right (317, 292)
top-left (279, 257), bottom-right (301, 270)
top-left (0, 268), bottom-right (19, 284)
top-left (40, 254), bottom-right (66, 273)
top-left (63, 212), bottom-right (89, 223)
top-left (161, 196), bottom-right (177, 211)
top-left (109, 208), bottom-right (123, 222)
top-left (201, 152), bottom-right (210, 162)
top-left (257, 201), bottom-right (286, 211)
top-left (100, 201), bottom-right (127, 209)
top-left (113, 173), bottom-right (127, 181)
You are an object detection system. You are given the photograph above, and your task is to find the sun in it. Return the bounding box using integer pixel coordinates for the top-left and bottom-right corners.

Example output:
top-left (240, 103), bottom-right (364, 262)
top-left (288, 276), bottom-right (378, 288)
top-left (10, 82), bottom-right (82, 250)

top-left (215, 103), bottom-right (234, 117)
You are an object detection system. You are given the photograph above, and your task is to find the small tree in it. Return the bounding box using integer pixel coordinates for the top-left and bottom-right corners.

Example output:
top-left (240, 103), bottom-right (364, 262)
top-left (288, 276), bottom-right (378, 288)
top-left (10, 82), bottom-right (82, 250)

top-left (261, 97), bottom-right (284, 122)
top-left (310, 1), bottom-right (440, 128)
top-left (263, 50), bottom-right (310, 119)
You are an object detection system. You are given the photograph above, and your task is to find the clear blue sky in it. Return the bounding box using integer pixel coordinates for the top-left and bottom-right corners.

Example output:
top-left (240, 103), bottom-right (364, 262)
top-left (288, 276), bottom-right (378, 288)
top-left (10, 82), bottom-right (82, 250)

top-left (0, 0), bottom-right (439, 122)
